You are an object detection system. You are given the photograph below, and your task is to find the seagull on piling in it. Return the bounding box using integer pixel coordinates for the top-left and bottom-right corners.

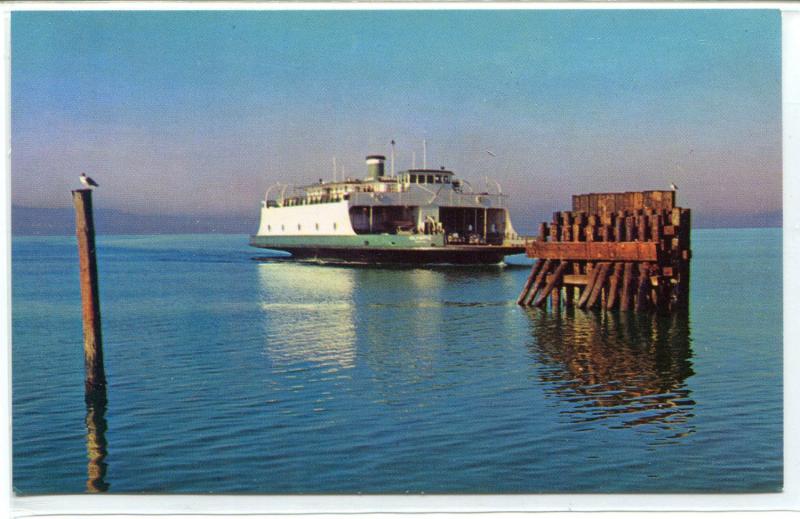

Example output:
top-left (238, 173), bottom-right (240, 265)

top-left (670, 182), bottom-right (678, 191)
top-left (80, 172), bottom-right (99, 189)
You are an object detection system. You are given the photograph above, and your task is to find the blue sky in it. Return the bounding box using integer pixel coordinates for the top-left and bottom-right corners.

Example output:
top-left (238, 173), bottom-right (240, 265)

top-left (11, 9), bottom-right (781, 226)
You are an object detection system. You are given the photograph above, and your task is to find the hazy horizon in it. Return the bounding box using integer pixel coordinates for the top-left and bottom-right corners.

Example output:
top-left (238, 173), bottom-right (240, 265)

top-left (11, 10), bottom-right (781, 229)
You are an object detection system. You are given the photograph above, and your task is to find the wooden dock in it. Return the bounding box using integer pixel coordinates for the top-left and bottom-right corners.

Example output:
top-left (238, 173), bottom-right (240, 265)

top-left (517, 190), bottom-right (691, 312)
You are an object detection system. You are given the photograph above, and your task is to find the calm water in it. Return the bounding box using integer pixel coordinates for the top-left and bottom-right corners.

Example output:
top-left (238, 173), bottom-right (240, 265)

top-left (12, 228), bottom-right (782, 494)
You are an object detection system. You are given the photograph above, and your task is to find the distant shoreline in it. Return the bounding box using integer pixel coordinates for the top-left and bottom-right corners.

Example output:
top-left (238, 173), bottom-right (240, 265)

top-left (10, 205), bottom-right (782, 237)
top-left (10, 226), bottom-right (784, 238)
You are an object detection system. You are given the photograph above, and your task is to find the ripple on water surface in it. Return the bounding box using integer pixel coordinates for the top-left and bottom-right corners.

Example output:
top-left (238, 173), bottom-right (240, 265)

top-left (11, 231), bottom-right (782, 493)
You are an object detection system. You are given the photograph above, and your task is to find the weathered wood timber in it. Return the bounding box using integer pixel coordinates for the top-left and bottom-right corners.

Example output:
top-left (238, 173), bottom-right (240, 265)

top-left (572, 190), bottom-right (675, 214)
top-left (526, 241), bottom-right (660, 262)
top-left (518, 190), bottom-right (690, 313)
top-left (523, 259), bottom-right (552, 306)
top-left (533, 261), bottom-right (568, 308)
top-left (565, 284), bottom-right (575, 308)
top-left (550, 283), bottom-right (560, 309)
top-left (537, 222), bottom-right (548, 242)
top-left (563, 274), bottom-right (588, 285)
top-left (72, 189), bottom-right (107, 399)
top-left (586, 262), bottom-right (611, 309)
top-left (636, 262), bottom-right (652, 311)
top-left (577, 265), bottom-right (601, 309)
top-left (620, 262), bottom-right (634, 311)
top-left (606, 262), bottom-right (624, 310)
top-left (516, 259), bottom-right (544, 305)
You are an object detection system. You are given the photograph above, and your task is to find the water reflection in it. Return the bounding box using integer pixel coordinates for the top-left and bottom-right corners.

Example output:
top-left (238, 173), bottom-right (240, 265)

top-left (85, 391), bottom-right (109, 492)
top-left (374, 268), bottom-right (443, 346)
top-left (257, 263), bottom-right (356, 370)
top-left (358, 268), bottom-right (445, 398)
top-left (527, 309), bottom-right (695, 440)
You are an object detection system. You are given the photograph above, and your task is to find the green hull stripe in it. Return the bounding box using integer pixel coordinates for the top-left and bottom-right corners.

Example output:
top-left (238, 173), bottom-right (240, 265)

top-left (250, 234), bottom-right (446, 249)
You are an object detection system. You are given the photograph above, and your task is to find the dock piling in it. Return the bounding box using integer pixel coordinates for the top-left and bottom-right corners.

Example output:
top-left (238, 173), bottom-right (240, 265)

top-left (524, 259), bottom-right (552, 306)
top-left (518, 190), bottom-right (691, 313)
top-left (72, 189), bottom-right (106, 398)
top-left (516, 259), bottom-right (544, 305)
top-left (533, 261), bottom-right (567, 308)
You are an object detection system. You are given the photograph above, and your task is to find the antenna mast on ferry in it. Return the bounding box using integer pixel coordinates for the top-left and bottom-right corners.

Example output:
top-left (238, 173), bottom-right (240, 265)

top-left (390, 140), bottom-right (396, 177)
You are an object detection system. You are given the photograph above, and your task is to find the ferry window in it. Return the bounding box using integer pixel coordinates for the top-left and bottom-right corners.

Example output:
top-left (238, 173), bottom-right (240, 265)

top-left (410, 174), bottom-right (417, 183)
top-left (427, 175), bottom-right (434, 183)
top-left (281, 225), bottom-right (285, 231)
top-left (297, 224), bottom-right (302, 231)
top-left (333, 222), bottom-right (338, 230)
top-left (444, 176), bottom-right (450, 183)
top-left (315, 223), bottom-right (319, 231)
top-left (435, 175), bottom-right (442, 183)
top-left (267, 225), bottom-right (271, 232)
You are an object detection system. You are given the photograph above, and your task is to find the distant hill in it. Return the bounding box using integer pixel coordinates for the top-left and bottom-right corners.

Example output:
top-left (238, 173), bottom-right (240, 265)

top-left (691, 210), bottom-right (782, 229)
top-left (12, 206), bottom-right (258, 236)
top-left (510, 206), bottom-right (782, 235)
top-left (11, 205), bottom-right (781, 236)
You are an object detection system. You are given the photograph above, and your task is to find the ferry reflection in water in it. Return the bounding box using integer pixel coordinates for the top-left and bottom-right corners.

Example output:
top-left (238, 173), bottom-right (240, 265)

top-left (527, 308), bottom-right (695, 442)
top-left (257, 263), bottom-right (356, 370)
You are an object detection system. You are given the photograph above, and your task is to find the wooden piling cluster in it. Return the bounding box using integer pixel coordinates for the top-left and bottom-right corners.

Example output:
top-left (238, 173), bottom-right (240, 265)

top-left (517, 191), bottom-right (691, 312)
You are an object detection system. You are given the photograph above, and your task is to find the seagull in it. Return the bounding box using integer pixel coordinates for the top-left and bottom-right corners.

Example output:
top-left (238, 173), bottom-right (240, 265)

top-left (486, 150), bottom-right (497, 157)
top-left (80, 172), bottom-right (99, 189)
top-left (670, 182), bottom-right (678, 191)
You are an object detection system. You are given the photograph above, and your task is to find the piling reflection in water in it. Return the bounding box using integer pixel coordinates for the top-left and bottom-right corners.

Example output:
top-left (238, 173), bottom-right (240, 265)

top-left (257, 263), bottom-right (356, 370)
top-left (84, 391), bottom-right (109, 493)
top-left (527, 308), bottom-right (695, 440)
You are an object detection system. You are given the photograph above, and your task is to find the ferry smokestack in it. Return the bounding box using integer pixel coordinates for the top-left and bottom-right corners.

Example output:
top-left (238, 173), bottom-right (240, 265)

top-left (366, 155), bottom-right (385, 180)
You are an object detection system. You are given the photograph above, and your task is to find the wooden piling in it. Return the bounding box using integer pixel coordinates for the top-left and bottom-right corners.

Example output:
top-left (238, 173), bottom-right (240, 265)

top-left (625, 216), bottom-right (635, 242)
top-left (549, 218), bottom-right (560, 241)
top-left (586, 262), bottom-right (611, 309)
top-left (674, 208), bottom-right (692, 309)
top-left (562, 224), bottom-right (573, 242)
top-left (523, 259), bottom-right (552, 306)
top-left (600, 225), bottom-right (610, 242)
top-left (516, 259), bottom-right (544, 305)
top-left (577, 264), bottom-right (601, 308)
top-left (614, 212), bottom-right (624, 242)
top-left (537, 222), bottom-right (548, 242)
top-left (520, 190), bottom-right (690, 313)
top-left (550, 285), bottom-right (560, 309)
top-left (606, 262), bottom-right (624, 309)
top-left (637, 214), bottom-right (648, 242)
top-left (72, 189), bottom-right (106, 397)
top-left (620, 262), bottom-right (634, 311)
top-left (534, 261), bottom-right (568, 308)
top-left (585, 225), bottom-right (596, 242)
top-left (565, 284), bottom-right (575, 308)
top-left (636, 262), bottom-right (651, 311)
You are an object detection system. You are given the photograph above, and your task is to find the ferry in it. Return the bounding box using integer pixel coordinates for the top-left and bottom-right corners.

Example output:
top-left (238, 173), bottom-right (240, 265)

top-left (249, 154), bottom-right (526, 264)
